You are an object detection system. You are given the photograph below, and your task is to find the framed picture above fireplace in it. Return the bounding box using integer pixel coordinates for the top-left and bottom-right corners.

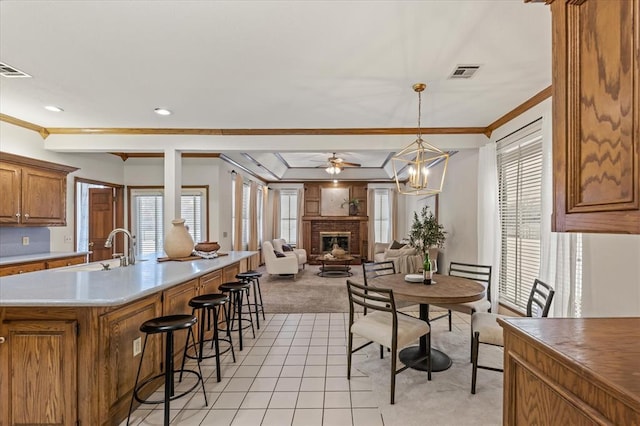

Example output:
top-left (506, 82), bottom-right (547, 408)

top-left (320, 187), bottom-right (349, 216)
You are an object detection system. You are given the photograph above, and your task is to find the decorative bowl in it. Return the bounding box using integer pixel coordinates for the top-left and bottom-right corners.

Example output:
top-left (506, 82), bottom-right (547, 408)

top-left (194, 241), bottom-right (220, 253)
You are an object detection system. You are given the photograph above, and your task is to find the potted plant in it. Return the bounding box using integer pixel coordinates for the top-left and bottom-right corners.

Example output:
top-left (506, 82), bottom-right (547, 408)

top-left (341, 198), bottom-right (360, 216)
top-left (408, 206), bottom-right (446, 270)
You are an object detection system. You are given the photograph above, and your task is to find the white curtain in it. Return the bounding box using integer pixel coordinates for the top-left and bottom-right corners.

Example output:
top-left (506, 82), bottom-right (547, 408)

top-left (367, 188), bottom-right (375, 260)
top-left (233, 173), bottom-right (244, 251)
top-left (390, 189), bottom-right (398, 242)
top-left (477, 142), bottom-right (501, 313)
top-left (248, 181), bottom-right (258, 269)
top-left (539, 113), bottom-right (579, 317)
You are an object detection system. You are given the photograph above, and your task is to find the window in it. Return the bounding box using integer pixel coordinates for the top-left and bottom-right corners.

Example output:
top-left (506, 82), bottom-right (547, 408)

top-left (280, 189), bottom-right (298, 245)
top-left (497, 121), bottom-right (543, 311)
top-left (130, 187), bottom-right (207, 256)
top-left (373, 189), bottom-right (390, 243)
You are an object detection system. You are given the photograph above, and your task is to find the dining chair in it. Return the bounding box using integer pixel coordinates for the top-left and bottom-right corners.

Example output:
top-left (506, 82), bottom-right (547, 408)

top-left (430, 262), bottom-right (492, 358)
top-left (346, 279), bottom-right (431, 404)
top-left (362, 261), bottom-right (399, 359)
top-left (470, 278), bottom-right (555, 394)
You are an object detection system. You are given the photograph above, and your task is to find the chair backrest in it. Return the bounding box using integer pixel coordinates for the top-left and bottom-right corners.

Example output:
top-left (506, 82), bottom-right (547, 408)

top-left (346, 279), bottom-right (396, 318)
top-left (262, 241), bottom-right (276, 261)
top-left (362, 261), bottom-right (396, 285)
top-left (449, 262), bottom-right (493, 304)
top-left (526, 279), bottom-right (555, 318)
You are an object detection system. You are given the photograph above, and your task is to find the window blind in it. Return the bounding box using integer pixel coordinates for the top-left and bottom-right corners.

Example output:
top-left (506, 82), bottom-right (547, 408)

top-left (241, 183), bottom-right (250, 250)
top-left (132, 189), bottom-right (205, 256)
top-left (497, 120), bottom-right (543, 311)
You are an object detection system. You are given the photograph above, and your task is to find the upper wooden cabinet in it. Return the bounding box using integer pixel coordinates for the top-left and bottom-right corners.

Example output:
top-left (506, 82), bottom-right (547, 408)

top-left (550, 0), bottom-right (639, 233)
top-left (0, 152), bottom-right (78, 226)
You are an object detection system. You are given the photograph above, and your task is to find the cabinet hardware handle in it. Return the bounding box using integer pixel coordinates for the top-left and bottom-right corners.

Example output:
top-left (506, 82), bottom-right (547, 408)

top-left (15, 212), bottom-right (20, 218)
top-left (24, 213), bottom-right (30, 220)
top-left (0, 337), bottom-right (5, 344)
top-left (18, 270), bottom-right (24, 274)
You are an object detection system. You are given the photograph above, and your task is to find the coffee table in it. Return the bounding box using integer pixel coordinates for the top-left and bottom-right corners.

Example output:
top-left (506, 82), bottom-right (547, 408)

top-left (317, 256), bottom-right (355, 277)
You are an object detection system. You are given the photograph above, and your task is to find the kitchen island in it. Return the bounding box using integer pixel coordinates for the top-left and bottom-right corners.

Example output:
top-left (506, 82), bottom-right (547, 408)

top-left (0, 251), bottom-right (256, 426)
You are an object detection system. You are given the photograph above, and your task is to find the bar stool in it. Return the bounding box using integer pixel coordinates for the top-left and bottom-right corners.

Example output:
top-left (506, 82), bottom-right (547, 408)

top-left (218, 281), bottom-right (255, 351)
top-left (236, 270), bottom-right (266, 329)
top-left (127, 314), bottom-right (207, 426)
top-left (180, 293), bottom-right (236, 383)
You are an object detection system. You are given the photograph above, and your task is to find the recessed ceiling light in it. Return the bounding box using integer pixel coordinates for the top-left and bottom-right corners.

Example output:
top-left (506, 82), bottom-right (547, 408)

top-left (44, 105), bottom-right (64, 112)
top-left (154, 108), bottom-right (172, 116)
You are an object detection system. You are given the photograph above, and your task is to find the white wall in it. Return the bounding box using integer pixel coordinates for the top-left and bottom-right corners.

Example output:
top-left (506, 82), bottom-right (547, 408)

top-left (0, 122), bottom-right (124, 252)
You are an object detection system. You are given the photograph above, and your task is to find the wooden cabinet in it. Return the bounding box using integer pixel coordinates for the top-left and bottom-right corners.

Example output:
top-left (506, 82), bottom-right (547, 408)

top-left (99, 295), bottom-right (162, 422)
top-left (46, 255), bottom-right (86, 269)
top-left (162, 279), bottom-right (199, 363)
top-left (200, 269), bottom-right (223, 294)
top-left (0, 152), bottom-right (78, 226)
top-left (0, 261), bottom-right (46, 277)
top-left (549, 0), bottom-right (640, 233)
top-left (0, 319), bottom-right (78, 426)
top-left (0, 254), bottom-right (86, 277)
top-left (499, 317), bottom-right (640, 425)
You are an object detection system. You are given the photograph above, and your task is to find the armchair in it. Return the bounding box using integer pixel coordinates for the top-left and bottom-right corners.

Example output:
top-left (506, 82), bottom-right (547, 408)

top-left (272, 238), bottom-right (307, 269)
top-left (262, 241), bottom-right (299, 278)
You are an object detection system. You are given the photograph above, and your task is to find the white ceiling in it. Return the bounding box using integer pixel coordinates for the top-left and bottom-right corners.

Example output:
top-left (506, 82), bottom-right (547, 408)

top-left (0, 0), bottom-right (551, 182)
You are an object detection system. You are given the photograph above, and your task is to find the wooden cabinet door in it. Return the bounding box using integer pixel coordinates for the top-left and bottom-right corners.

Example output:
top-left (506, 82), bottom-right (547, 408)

top-left (0, 320), bottom-right (77, 426)
top-left (46, 255), bottom-right (86, 269)
top-left (99, 296), bottom-right (162, 421)
top-left (162, 279), bottom-right (199, 364)
top-left (0, 162), bottom-right (21, 224)
top-left (223, 263), bottom-right (241, 283)
top-left (0, 261), bottom-right (46, 277)
top-left (21, 166), bottom-right (67, 226)
top-left (551, 0), bottom-right (640, 233)
top-left (200, 270), bottom-right (223, 294)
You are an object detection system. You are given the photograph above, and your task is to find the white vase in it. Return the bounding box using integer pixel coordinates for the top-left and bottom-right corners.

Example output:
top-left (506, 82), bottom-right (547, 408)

top-left (164, 218), bottom-right (194, 258)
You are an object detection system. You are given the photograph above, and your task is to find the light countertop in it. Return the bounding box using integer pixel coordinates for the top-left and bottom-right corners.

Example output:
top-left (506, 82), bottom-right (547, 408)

top-left (0, 251), bottom-right (256, 307)
top-left (0, 251), bottom-right (90, 266)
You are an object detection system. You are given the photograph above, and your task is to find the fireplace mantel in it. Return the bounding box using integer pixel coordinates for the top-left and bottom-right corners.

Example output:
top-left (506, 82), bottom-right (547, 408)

top-left (303, 216), bottom-right (368, 221)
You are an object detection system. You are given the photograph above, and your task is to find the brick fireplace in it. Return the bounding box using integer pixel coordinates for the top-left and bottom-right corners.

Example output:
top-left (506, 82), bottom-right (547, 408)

top-left (302, 216), bottom-right (368, 263)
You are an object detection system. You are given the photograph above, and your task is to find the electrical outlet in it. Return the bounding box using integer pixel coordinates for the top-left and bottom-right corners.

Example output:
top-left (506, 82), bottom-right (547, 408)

top-left (133, 337), bottom-right (142, 356)
top-left (22, 236), bottom-right (29, 246)
top-left (223, 231), bottom-right (228, 238)
top-left (64, 235), bottom-right (73, 243)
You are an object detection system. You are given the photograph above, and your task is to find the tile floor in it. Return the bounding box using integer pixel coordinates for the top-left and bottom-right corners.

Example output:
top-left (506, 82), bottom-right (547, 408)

top-left (122, 312), bottom-right (384, 426)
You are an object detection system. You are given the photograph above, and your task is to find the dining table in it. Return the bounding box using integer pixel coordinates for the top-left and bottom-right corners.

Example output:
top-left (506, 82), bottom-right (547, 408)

top-left (366, 273), bottom-right (485, 372)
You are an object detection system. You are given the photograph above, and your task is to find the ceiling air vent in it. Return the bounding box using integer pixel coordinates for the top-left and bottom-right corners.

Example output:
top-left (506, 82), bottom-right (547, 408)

top-left (449, 65), bottom-right (480, 79)
top-left (0, 62), bottom-right (31, 78)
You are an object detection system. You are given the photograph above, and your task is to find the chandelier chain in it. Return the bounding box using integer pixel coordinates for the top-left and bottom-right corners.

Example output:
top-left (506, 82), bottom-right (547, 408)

top-left (417, 90), bottom-right (422, 141)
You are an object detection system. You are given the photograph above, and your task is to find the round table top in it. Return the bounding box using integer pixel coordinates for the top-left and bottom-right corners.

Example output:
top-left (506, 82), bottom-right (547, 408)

top-left (366, 273), bottom-right (485, 305)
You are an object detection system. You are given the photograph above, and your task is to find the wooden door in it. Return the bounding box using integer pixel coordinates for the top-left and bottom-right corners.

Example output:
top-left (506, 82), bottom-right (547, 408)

top-left (0, 162), bottom-right (21, 224)
top-left (0, 320), bottom-right (77, 426)
top-left (89, 188), bottom-right (115, 262)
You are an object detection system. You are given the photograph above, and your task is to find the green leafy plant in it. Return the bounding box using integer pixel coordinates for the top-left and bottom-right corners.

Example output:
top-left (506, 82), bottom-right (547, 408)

top-left (408, 206), bottom-right (446, 257)
top-left (340, 198), bottom-right (360, 208)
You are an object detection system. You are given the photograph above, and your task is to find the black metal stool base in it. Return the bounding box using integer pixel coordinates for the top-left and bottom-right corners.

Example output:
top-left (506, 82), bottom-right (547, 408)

top-left (132, 370), bottom-right (203, 405)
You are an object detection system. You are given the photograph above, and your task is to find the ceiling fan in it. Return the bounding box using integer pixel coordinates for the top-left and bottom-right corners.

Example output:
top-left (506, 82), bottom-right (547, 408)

top-left (320, 153), bottom-right (361, 175)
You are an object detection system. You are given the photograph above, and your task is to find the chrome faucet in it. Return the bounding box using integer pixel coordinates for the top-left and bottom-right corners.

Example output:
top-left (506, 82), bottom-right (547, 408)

top-left (104, 228), bottom-right (136, 265)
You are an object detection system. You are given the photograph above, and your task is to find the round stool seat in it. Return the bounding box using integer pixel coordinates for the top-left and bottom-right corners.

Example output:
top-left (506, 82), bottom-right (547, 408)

top-left (219, 281), bottom-right (250, 292)
top-left (236, 270), bottom-right (262, 279)
top-left (189, 293), bottom-right (229, 308)
top-left (140, 314), bottom-right (197, 334)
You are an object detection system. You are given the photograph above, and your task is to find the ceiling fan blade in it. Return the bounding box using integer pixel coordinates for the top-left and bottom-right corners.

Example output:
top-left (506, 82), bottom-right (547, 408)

top-left (340, 161), bottom-right (361, 167)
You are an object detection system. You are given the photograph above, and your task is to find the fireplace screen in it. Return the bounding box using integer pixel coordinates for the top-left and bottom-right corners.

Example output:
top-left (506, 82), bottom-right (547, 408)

top-left (320, 232), bottom-right (351, 253)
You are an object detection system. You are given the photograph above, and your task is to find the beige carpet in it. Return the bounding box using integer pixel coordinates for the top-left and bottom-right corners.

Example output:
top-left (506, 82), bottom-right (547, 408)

top-left (258, 264), bottom-right (359, 313)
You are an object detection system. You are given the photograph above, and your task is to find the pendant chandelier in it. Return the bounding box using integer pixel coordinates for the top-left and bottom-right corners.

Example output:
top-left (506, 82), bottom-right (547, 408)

top-left (391, 83), bottom-right (449, 196)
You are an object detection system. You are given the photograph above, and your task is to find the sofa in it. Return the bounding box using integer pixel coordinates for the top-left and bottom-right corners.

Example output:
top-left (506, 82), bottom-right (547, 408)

top-left (272, 238), bottom-right (307, 269)
top-left (373, 241), bottom-right (438, 274)
top-left (263, 241), bottom-right (300, 277)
